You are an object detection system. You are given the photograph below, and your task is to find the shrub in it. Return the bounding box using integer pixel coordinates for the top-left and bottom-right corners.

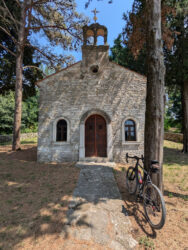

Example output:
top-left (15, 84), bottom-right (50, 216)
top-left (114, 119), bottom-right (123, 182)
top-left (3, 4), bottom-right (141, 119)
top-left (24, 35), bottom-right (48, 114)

top-left (0, 91), bottom-right (38, 134)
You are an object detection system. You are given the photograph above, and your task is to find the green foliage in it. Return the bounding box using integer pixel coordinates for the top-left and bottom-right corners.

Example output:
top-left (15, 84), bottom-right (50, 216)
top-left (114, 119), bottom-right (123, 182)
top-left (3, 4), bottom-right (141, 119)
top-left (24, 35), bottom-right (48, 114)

top-left (165, 87), bottom-right (182, 130)
top-left (0, 0), bottom-right (43, 98)
top-left (0, 0), bottom-right (89, 97)
top-left (164, 117), bottom-right (171, 132)
top-left (168, 192), bottom-right (173, 198)
top-left (21, 93), bottom-right (39, 132)
top-left (164, 0), bottom-right (188, 132)
top-left (0, 91), bottom-right (38, 134)
top-left (110, 34), bottom-right (146, 75)
top-left (112, 0), bottom-right (187, 132)
top-left (0, 92), bottom-right (15, 134)
top-left (139, 236), bottom-right (155, 250)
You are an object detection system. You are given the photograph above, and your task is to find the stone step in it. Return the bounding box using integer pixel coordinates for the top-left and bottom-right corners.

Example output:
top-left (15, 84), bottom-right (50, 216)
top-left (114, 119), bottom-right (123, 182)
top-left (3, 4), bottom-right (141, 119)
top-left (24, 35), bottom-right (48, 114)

top-left (80, 157), bottom-right (109, 163)
top-left (76, 160), bottom-right (116, 168)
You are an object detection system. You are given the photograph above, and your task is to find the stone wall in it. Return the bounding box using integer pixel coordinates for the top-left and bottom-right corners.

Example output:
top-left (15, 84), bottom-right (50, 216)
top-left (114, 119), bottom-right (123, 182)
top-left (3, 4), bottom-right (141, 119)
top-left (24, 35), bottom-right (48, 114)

top-left (164, 132), bottom-right (183, 143)
top-left (0, 133), bottom-right (37, 144)
top-left (37, 59), bottom-right (146, 163)
top-left (21, 133), bottom-right (37, 140)
top-left (0, 135), bottom-right (12, 143)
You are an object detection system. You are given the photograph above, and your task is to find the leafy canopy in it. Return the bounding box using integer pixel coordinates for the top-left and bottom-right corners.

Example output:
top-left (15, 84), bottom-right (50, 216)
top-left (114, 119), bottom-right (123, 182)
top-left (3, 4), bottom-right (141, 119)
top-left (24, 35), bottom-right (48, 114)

top-left (0, 91), bottom-right (39, 134)
top-left (0, 0), bottom-right (89, 68)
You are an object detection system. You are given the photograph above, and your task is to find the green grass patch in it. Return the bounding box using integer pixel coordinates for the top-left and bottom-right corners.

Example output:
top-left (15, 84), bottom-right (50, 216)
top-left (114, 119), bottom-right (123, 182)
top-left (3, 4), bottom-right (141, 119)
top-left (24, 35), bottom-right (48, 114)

top-left (168, 192), bottom-right (174, 198)
top-left (21, 137), bottom-right (37, 144)
top-left (42, 215), bottom-right (51, 223)
top-left (0, 137), bottom-right (37, 146)
top-left (139, 236), bottom-right (155, 250)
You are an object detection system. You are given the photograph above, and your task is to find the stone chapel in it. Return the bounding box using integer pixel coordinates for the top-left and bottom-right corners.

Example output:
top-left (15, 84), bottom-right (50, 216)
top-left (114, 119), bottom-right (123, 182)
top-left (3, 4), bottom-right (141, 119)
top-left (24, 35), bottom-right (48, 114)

top-left (36, 22), bottom-right (146, 163)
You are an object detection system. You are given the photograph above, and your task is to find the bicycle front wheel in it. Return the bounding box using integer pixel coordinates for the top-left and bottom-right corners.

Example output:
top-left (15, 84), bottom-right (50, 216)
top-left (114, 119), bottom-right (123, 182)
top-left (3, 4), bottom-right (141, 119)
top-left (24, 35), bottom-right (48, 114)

top-left (143, 183), bottom-right (166, 229)
top-left (126, 166), bottom-right (138, 194)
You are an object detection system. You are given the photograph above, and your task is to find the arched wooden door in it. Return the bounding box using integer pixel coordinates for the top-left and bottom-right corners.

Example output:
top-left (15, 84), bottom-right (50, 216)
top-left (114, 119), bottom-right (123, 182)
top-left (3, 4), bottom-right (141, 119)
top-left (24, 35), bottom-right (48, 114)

top-left (85, 114), bottom-right (107, 157)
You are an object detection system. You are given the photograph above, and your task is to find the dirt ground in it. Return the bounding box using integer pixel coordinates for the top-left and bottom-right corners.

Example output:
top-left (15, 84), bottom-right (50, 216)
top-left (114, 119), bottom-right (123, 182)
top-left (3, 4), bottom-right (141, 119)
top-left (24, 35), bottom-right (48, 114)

top-left (115, 141), bottom-right (188, 250)
top-left (0, 141), bottom-right (188, 250)
top-left (0, 144), bottom-right (80, 250)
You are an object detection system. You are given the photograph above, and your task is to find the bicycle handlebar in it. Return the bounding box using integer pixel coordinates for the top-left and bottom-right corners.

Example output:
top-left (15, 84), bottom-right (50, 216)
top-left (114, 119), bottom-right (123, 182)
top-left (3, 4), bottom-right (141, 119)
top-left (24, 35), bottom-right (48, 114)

top-left (126, 153), bottom-right (144, 163)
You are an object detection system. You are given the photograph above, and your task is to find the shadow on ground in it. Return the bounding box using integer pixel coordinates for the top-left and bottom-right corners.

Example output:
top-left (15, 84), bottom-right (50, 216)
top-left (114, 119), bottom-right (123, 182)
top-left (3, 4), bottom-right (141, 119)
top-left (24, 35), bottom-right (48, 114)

top-left (0, 144), bottom-right (37, 161)
top-left (1, 143), bottom-right (186, 249)
top-left (163, 146), bottom-right (188, 166)
top-left (0, 145), bottom-right (80, 249)
top-left (115, 170), bottom-right (157, 239)
top-left (0, 145), bottom-right (134, 249)
top-left (164, 190), bottom-right (188, 200)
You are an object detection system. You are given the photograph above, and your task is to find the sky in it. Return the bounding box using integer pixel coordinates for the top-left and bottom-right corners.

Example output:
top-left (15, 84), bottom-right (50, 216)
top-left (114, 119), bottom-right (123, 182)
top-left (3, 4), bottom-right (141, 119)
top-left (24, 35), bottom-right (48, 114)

top-left (72, 0), bottom-right (133, 61)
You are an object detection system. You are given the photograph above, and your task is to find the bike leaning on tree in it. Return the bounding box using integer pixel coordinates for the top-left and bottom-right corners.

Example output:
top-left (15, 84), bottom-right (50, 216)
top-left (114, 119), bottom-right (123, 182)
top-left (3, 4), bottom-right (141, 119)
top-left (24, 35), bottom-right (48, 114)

top-left (126, 153), bottom-right (166, 229)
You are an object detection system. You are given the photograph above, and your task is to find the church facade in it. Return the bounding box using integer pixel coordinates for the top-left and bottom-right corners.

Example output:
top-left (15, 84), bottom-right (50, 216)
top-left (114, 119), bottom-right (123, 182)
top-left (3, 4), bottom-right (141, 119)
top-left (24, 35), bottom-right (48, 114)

top-left (36, 23), bottom-right (146, 163)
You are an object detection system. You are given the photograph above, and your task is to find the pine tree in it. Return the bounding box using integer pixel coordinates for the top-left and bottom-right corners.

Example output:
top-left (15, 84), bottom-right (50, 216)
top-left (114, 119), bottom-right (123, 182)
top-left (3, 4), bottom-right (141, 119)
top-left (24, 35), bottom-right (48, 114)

top-left (110, 34), bottom-right (146, 75)
top-left (0, 0), bottom-right (88, 150)
top-left (0, 0), bottom-right (43, 98)
top-left (144, 0), bottom-right (165, 190)
top-left (123, 0), bottom-right (188, 154)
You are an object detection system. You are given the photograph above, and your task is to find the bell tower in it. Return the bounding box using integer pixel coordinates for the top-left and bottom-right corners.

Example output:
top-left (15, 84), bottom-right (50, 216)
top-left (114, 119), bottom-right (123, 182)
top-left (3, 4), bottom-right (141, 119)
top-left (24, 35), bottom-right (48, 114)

top-left (81, 20), bottom-right (109, 74)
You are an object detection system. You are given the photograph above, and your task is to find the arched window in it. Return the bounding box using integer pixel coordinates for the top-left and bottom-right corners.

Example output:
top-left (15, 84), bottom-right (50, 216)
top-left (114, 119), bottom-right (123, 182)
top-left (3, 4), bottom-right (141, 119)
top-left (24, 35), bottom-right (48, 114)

top-left (125, 119), bottom-right (136, 141)
top-left (56, 119), bottom-right (67, 141)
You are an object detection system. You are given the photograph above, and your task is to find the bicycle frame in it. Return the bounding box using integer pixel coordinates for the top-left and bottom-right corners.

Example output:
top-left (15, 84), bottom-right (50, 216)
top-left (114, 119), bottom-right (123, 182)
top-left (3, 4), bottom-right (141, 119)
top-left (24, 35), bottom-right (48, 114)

top-left (126, 154), bottom-right (152, 197)
top-left (126, 153), bottom-right (166, 229)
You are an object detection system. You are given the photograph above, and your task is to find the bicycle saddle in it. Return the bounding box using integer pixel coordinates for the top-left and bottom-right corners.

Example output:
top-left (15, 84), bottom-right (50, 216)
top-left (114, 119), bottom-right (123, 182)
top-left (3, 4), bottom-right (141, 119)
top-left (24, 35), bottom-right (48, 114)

top-left (150, 161), bottom-right (160, 173)
top-left (151, 160), bottom-right (159, 164)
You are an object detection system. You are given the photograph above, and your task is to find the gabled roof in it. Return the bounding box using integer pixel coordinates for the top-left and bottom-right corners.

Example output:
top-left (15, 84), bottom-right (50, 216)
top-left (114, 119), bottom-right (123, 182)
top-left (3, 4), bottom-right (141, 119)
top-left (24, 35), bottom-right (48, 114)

top-left (35, 61), bottom-right (81, 87)
top-left (109, 61), bottom-right (146, 79)
top-left (35, 60), bottom-right (146, 87)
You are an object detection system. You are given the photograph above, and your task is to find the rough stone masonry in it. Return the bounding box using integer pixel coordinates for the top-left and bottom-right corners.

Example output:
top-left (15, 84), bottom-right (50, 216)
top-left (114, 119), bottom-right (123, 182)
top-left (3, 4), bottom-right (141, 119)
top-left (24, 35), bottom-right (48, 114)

top-left (36, 22), bottom-right (146, 163)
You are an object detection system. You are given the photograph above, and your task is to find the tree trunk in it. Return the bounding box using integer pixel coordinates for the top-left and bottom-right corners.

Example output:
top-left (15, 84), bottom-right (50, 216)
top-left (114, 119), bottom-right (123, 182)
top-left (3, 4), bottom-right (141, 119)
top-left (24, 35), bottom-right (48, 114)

top-left (179, 11), bottom-right (188, 154)
top-left (182, 81), bottom-right (188, 153)
top-left (144, 0), bottom-right (165, 191)
top-left (12, 2), bottom-right (26, 151)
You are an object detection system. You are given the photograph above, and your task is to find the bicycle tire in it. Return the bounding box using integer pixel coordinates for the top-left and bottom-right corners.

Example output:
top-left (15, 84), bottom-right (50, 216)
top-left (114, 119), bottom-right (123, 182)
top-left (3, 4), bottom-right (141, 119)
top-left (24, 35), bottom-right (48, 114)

top-left (126, 166), bottom-right (138, 194)
top-left (143, 183), bottom-right (166, 229)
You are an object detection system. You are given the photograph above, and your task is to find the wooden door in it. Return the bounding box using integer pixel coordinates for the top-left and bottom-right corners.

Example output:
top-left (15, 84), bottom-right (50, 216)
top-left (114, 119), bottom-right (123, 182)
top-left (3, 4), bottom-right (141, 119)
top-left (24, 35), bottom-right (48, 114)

top-left (85, 114), bottom-right (107, 157)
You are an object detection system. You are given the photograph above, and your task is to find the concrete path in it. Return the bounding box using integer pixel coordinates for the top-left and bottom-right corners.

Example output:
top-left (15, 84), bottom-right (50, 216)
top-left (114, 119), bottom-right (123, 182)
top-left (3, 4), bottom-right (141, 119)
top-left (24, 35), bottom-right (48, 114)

top-left (62, 164), bottom-right (137, 249)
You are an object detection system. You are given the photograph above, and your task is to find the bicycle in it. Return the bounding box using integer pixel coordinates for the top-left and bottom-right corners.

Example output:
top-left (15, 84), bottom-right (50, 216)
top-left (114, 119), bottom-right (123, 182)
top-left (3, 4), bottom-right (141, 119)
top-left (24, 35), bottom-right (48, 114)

top-left (125, 153), bottom-right (166, 229)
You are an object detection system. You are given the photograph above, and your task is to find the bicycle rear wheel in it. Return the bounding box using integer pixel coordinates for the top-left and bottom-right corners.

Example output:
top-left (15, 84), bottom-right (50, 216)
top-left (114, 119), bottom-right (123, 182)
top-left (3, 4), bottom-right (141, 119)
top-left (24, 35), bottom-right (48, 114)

top-left (143, 183), bottom-right (166, 229)
top-left (126, 166), bottom-right (138, 194)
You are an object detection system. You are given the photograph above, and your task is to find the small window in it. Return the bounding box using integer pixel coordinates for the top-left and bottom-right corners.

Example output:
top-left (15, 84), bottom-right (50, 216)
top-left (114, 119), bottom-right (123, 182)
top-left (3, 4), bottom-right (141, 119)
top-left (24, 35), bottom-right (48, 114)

top-left (125, 119), bottom-right (136, 141)
top-left (56, 119), bottom-right (67, 141)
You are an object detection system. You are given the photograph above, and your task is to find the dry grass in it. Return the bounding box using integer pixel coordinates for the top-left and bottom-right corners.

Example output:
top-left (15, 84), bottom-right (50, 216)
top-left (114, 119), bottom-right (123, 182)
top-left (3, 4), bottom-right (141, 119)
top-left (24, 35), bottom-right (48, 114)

top-left (0, 141), bottom-right (187, 250)
top-left (0, 145), bottom-right (79, 250)
top-left (163, 140), bottom-right (188, 194)
top-left (115, 140), bottom-right (188, 250)
top-left (0, 137), bottom-right (38, 146)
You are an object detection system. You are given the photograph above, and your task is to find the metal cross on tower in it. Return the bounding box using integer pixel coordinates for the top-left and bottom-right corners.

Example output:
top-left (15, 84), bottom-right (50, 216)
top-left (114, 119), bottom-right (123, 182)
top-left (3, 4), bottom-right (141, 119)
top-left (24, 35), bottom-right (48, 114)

top-left (92, 8), bottom-right (99, 23)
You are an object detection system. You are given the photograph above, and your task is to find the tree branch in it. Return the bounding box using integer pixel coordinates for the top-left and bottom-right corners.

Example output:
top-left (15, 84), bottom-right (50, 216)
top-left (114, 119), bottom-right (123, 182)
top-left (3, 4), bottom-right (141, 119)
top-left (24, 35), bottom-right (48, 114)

top-left (25, 0), bottom-right (33, 37)
top-left (0, 26), bottom-right (18, 45)
top-left (1, 0), bottom-right (19, 31)
top-left (23, 65), bottom-right (46, 76)
top-left (15, 0), bottom-right (21, 7)
top-left (0, 43), bottom-right (16, 57)
top-left (25, 43), bottom-right (56, 63)
top-left (27, 25), bottom-right (82, 41)
top-left (25, 0), bottom-right (51, 10)
top-left (26, 25), bottom-right (67, 31)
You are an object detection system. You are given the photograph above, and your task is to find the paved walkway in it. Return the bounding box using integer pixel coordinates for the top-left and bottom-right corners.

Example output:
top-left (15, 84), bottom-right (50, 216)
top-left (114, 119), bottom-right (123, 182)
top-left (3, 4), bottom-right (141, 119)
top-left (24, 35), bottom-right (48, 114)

top-left (61, 164), bottom-right (137, 249)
